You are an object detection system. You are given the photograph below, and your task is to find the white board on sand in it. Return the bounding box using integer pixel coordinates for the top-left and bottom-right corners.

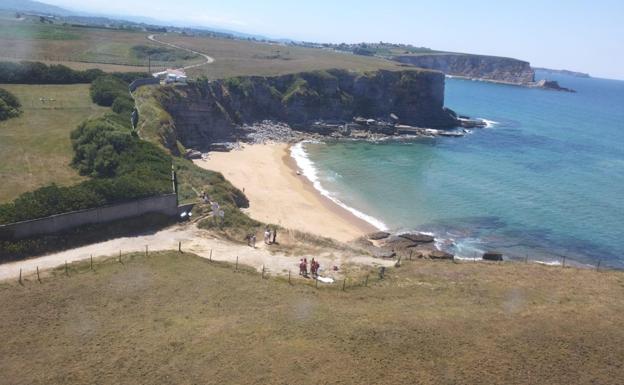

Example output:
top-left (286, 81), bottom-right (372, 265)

top-left (316, 276), bottom-right (334, 284)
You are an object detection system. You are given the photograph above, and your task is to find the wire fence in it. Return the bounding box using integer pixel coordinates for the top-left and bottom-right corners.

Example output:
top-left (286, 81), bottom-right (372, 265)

top-left (11, 241), bottom-right (617, 289)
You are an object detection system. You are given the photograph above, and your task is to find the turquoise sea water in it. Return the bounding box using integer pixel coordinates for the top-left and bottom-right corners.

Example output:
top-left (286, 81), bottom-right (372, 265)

top-left (297, 71), bottom-right (624, 268)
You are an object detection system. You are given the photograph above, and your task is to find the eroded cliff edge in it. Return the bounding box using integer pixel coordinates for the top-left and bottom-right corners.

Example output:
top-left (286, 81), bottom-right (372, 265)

top-left (143, 69), bottom-right (458, 152)
top-left (392, 54), bottom-right (535, 85)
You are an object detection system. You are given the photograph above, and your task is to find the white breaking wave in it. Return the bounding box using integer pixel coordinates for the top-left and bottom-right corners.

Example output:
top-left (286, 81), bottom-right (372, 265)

top-left (290, 141), bottom-right (388, 231)
top-left (478, 118), bottom-right (499, 128)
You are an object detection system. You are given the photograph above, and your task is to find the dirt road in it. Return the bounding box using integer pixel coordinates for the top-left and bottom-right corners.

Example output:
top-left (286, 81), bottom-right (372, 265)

top-left (147, 34), bottom-right (214, 72)
top-left (0, 224), bottom-right (393, 282)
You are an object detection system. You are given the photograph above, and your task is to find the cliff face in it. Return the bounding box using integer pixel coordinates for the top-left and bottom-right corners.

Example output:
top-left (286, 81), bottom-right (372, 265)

top-left (153, 69), bottom-right (457, 151)
top-left (392, 54), bottom-right (535, 85)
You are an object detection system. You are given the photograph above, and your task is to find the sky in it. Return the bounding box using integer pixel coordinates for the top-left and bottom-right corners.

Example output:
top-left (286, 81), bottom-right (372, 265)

top-left (43, 0), bottom-right (624, 80)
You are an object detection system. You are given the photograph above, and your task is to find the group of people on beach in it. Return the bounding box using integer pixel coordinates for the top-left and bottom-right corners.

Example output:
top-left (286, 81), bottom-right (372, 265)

top-left (299, 258), bottom-right (320, 278)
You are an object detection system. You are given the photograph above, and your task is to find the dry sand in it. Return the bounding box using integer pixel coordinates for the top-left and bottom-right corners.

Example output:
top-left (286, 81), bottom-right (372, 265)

top-left (194, 143), bottom-right (375, 242)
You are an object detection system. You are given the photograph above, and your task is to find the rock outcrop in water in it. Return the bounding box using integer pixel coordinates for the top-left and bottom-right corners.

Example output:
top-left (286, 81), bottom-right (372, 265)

top-left (391, 53), bottom-right (535, 85)
top-left (150, 69), bottom-right (458, 152)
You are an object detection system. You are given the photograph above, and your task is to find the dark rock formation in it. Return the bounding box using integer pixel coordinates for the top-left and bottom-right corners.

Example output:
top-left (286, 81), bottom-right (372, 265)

top-left (533, 79), bottom-right (576, 93)
top-left (373, 249), bottom-right (396, 259)
top-left (391, 54), bottom-right (535, 85)
top-left (368, 231), bottom-right (390, 240)
top-left (398, 233), bottom-right (435, 243)
top-left (151, 69), bottom-right (458, 151)
top-left (483, 251), bottom-right (503, 261)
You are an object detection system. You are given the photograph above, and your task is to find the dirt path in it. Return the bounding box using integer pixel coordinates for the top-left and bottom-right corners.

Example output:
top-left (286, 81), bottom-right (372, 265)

top-left (147, 34), bottom-right (214, 72)
top-left (0, 224), bottom-right (393, 282)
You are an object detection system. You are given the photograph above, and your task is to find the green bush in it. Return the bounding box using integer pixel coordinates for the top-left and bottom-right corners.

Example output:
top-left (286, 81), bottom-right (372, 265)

top-left (0, 61), bottom-right (149, 85)
top-left (111, 94), bottom-right (135, 115)
top-left (90, 75), bottom-right (129, 106)
top-left (0, 88), bottom-right (21, 121)
top-left (131, 45), bottom-right (196, 62)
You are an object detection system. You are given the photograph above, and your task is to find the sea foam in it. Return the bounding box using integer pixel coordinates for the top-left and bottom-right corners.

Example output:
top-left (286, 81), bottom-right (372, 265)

top-left (290, 141), bottom-right (388, 231)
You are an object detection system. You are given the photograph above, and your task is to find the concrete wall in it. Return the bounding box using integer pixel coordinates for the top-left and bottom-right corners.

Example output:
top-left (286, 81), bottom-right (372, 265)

top-left (0, 194), bottom-right (178, 240)
top-left (129, 77), bottom-right (160, 93)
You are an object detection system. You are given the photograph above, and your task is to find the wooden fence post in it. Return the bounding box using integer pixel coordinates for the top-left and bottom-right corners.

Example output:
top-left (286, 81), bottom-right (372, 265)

top-left (209, 249), bottom-right (212, 262)
top-left (262, 265), bottom-right (265, 279)
top-left (562, 255), bottom-right (566, 268)
top-left (235, 256), bottom-right (238, 271)
top-left (90, 255), bottom-right (93, 271)
top-left (19, 268), bottom-right (22, 285)
top-left (409, 250), bottom-right (413, 261)
top-left (342, 278), bottom-right (346, 291)
top-left (288, 270), bottom-right (291, 284)
top-left (145, 245), bottom-right (148, 257)
top-left (65, 261), bottom-right (68, 276)
top-left (119, 250), bottom-right (122, 264)
top-left (365, 275), bottom-right (369, 287)
top-left (37, 266), bottom-right (41, 283)
top-left (597, 260), bottom-right (601, 272)
top-left (315, 277), bottom-right (318, 289)
top-left (179, 241), bottom-right (182, 253)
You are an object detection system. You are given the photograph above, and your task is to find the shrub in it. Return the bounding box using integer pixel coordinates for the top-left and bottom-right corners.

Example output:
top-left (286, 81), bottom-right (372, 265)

top-left (90, 75), bottom-right (128, 106)
top-left (111, 94), bottom-right (135, 115)
top-left (0, 88), bottom-right (21, 121)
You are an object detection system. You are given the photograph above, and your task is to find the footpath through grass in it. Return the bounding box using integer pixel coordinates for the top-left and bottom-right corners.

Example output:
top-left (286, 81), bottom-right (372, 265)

top-left (0, 84), bottom-right (107, 202)
top-left (1, 251), bottom-right (623, 385)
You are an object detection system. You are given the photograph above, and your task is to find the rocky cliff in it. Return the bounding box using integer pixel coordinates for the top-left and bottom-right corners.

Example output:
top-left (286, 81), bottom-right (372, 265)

top-left (151, 69), bottom-right (457, 151)
top-left (392, 54), bottom-right (535, 85)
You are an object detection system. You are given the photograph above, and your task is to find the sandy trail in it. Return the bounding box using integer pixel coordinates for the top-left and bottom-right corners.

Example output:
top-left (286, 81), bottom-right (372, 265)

top-left (147, 34), bottom-right (215, 72)
top-left (0, 224), bottom-right (393, 282)
top-left (195, 143), bottom-right (375, 242)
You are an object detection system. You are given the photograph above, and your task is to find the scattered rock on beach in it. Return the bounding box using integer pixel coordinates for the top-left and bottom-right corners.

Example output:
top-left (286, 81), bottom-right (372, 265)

top-left (399, 233), bottom-right (435, 244)
top-left (429, 250), bottom-right (454, 260)
top-left (483, 251), bottom-right (503, 261)
top-left (368, 231), bottom-right (390, 240)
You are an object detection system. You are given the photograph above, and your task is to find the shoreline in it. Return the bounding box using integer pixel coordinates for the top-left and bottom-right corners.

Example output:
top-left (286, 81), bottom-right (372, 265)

top-left (194, 143), bottom-right (376, 242)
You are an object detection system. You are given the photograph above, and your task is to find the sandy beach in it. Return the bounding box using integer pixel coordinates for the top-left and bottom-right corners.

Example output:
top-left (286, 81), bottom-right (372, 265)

top-left (194, 143), bottom-right (375, 242)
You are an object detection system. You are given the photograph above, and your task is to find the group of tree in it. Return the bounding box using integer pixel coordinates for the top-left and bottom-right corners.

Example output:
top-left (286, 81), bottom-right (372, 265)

top-left (0, 88), bottom-right (22, 121)
top-left (0, 61), bottom-right (147, 85)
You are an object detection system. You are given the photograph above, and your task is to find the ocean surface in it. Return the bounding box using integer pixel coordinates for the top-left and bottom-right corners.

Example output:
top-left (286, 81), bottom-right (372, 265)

top-left (293, 71), bottom-right (624, 268)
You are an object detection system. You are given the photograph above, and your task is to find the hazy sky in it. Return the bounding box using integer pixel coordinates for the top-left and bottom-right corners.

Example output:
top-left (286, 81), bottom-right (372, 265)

top-left (44, 0), bottom-right (624, 79)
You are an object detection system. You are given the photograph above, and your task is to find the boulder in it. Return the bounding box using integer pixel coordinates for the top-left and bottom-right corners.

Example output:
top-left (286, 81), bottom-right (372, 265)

top-left (368, 231), bottom-right (390, 240)
top-left (383, 236), bottom-right (418, 251)
top-left (184, 149), bottom-right (202, 159)
top-left (482, 251), bottom-right (503, 261)
top-left (429, 250), bottom-right (454, 260)
top-left (399, 233), bottom-right (435, 244)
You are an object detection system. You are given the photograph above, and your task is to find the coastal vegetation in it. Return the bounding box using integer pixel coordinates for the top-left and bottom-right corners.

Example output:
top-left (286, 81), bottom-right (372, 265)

top-left (0, 87), bottom-right (21, 120)
top-left (0, 83), bottom-right (105, 202)
top-left (1, 251), bottom-right (623, 385)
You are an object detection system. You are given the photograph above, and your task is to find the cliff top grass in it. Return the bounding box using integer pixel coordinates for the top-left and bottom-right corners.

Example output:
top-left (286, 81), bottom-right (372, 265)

top-left (1, 251), bottom-right (623, 385)
top-left (157, 34), bottom-right (408, 79)
top-left (0, 83), bottom-right (107, 203)
top-left (0, 18), bottom-right (203, 73)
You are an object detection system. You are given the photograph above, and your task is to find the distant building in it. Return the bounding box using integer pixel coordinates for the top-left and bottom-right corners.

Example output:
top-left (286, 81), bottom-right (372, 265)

top-left (153, 68), bottom-right (188, 84)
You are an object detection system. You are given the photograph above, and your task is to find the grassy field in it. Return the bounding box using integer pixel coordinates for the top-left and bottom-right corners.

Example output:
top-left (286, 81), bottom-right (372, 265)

top-left (0, 84), bottom-right (107, 203)
top-left (0, 18), bottom-right (203, 71)
top-left (158, 34), bottom-right (405, 79)
top-left (1, 251), bottom-right (622, 385)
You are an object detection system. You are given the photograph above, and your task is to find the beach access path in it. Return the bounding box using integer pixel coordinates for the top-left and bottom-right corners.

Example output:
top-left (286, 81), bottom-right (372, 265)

top-left (0, 224), bottom-right (393, 282)
top-left (147, 34), bottom-right (215, 72)
top-left (194, 143), bottom-right (376, 242)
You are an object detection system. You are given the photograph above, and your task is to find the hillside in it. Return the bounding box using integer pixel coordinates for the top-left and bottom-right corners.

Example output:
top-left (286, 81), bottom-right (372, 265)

top-left (1, 251), bottom-right (623, 385)
top-left (0, 84), bottom-right (106, 202)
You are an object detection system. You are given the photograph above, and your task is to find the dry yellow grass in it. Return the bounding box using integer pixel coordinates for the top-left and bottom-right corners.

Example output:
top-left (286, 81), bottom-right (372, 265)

top-left (0, 84), bottom-right (107, 202)
top-left (1, 251), bottom-right (622, 385)
top-left (158, 34), bottom-right (405, 79)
